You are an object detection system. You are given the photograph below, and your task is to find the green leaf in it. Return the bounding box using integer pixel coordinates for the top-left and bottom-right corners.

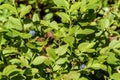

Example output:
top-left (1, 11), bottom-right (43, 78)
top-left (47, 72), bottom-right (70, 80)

top-left (108, 66), bottom-right (112, 77)
top-left (31, 68), bottom-right (39, 76)
top-left (9, 59), bottom-right (21, 65)
top-left (19, 33), bottom-right (32, 39)
top-left (3, 65), bottom-right (17, 76)
top-left (6, 29), bottom-right (20, 37)
top-left (44, 58), bottom-right (53, 66)
top-left (87, 0), bottom-right (101, 10)
top-left (56, 57), bottom-right (67, 64)
top-left (99, 18), bottom-right (110, 30)
top-left (26, 42), bottom-right (36, 49)
top-left (100, 47), bottom-right (110, 54)
top-left (0, 4), bottom-right (17, 15)
top-left (32, 13), bottom-right (40, 22)
top-left (107, 52), bottom-right (119, 65)
top-left (111, 73), bottom-right (120, 80)
top-left (97, 55), bottom-right (107, 63)
top-left (46, 47), bottom-right (57, 60)
top-left (77, 29), bottom-right (95, 35)
top-left (62, 36), bottom-right (74, 46)
top-left (19, 57), bottom-right (29, 67)
top-left (49, 21), bottom-right (59, 30)
top-left (40, 20), bottom-right (49, 26)
top-left (89, 63), bottom-right (107, 71)
top-left (79, 22), bottom-right (89, 26)
top-left (109, 40), bottom-right (120, 49)
top-left (78, 42), bottom-right (95, 53)
top-left (24, 68), bottom-right (38, 76)
top-left (53, 0), bottom-right (69, 9)
top-left (79, 77), bottom-right (88, 80)
top-left (56, 12), bottom-right (70, 23)
top-left (20, 5), bottom-right (32, 18)
top-left (32, 56), bottom-right (46, 65)
top-left (113, 49), bottom-right (120, 56)
top-left (69, 26), bottom-right (79, 36)
top-left (44, 13), bottom-right (53, 20)
top-left (3, 47), bottom-right (17, 55)
top-left (63, 71), bottom-right (80, 80)
top-left (56, 44), bottom-right (68, 56)
top-left (53, 65), bottom-right (61, 71)
top-left (69, 2), bottom-right (81, 12)
top-left (0, 27), bottom-right (8, 32)
top-left (79, 0), bottom-right (87, 13)
top-left (8, 17), bottom-right (22, 30)
top-left (0, 35), bottom-right (7, 45)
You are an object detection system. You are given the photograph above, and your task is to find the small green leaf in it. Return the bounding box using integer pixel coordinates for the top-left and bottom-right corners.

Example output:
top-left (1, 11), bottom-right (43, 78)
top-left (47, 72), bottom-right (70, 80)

top-left (62, 36), bottom-right (74, 46)
top-left (56, 12), bottom-right (70, 23)
top-left (32, 56), bottom-right (46, 65)
top-left (77, 29), bottom-right (95, 35)
top-left (63, 71), bottom-right (80, 80)
top-left (111, 73), bottom-right (120, 80)
top-left (53, 65), bottom-right (61, 71)
top-left (53, 0), bottom-right (69, 9)
top-left (19, 57), bottom-right (29, 67)
top-left (69, 2), bottom-right (81, 12)
top-left (44, 13), bottom-right (53, 20)
top-left (109, 40), bottom-right (120, 49)
top-left (56, 57), bottom-right (67, 64)
top-left (99, 18), bottom-right (110, 30)
top-left (46, 47), bottom-right (57, 60)
top-left (19, 33), bottom-right (32, 39)
top-left (6, 29), bottom-right (20, 37)
top-left (9, 59), bottom-right (21, 65)
top-left (100, 47), bottom-right (110, 54)
top-left (0, 4), bottom-right (17, 15)
top-left (79, 22), bottom-right (89, 26)
top-left (89, 63), bottom-right (107, 71)
top-left (3, 47), bottom-right (17, 55)
top-left (20, 5), bottom-right (32, 18)
top-left (78, 42), bottom-right (95, 53)
top-left (32, 68), bottom-right (39, 76)
top-left (26, 42), bottom-right (36, 49)
top-left (3, 65), bottom-right (17, 76)
top-left (56, 44), bottom-right (68, 56)
top-left (69, 26), bottom-right (79, 36)
top-left (49, 21), bottom-right (59, 30)
top-left (108, 66), bottom-right (112, 77)
top-left (44, 58), bottom-right (53, 66)
top-left (8, 17), bottom-right (22, 30)
top-left (107, 52), bottom-right (119, 65)
top-left (24, 68), bottom-right (38, 76)
top-left (32, 13), bottom-right (40, 22)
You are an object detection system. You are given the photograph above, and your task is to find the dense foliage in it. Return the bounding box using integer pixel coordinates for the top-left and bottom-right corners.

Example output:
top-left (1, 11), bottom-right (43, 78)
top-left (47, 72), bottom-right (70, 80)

top-left (0, 0), bottom-right (120, 80)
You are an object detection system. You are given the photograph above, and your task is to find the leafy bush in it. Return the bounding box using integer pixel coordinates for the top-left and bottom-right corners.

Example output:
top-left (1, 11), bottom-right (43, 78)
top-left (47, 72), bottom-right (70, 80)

top-left (0, 0), bottom-right (120, 80)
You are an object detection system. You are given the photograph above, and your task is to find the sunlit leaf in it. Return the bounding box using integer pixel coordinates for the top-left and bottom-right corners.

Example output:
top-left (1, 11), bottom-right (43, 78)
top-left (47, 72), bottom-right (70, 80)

top-left (69, 2), bottom-right (81, 12)
top-left (53, 0), bottom-right (69, 9)
top-left (56, 12), bottom-right (70, 23)
top-left (78, 42), bottom-right (95, 53)
top-left (56, 44), bottom-right (68, 56)
top-left (32, 56), bottom-right (46, 65)
top-left (89, 63), bottom-right (107, 71)
top-left (20, 5), bottom-right (32, 18)
top-left (0, 4), bottom-right (17, 15)
top-left (46, 47), bottom-right (57, 60)
top-left (111, 73), bottom-right (120, 80)
top-left (56, 57), bottom-right (67, 64)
